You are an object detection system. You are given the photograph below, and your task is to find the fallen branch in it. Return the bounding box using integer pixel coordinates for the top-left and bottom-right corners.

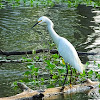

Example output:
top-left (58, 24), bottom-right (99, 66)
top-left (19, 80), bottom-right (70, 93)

top-left (0, 49), bottom-right (99, 56)
top-left (0, 60), bottom-right (23, 63)
top-left (0, 59), bottom-right (43, 63)
top-left (0, 79), bottom-right (99, 100)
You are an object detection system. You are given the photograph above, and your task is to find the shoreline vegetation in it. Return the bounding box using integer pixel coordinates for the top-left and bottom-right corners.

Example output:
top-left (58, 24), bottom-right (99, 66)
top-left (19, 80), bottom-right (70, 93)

top-left (0, 0), bottom-right (100, 8)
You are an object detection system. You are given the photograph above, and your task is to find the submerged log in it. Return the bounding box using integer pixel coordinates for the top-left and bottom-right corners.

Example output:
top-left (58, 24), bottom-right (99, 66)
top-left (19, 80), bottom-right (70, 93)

top-left (0, 79), bottom-right (99, 100)
top-left (0, 59), bottom-right (43, 63)
top-left (0, 49), bottom-right (99, 56)
top-left (0, 60), bottom-right (23, 63)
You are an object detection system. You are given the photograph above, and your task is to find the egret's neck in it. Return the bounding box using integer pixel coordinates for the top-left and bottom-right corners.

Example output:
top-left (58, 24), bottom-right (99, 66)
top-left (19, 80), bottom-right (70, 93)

top-left (47, 20), bottom-right (60, 46)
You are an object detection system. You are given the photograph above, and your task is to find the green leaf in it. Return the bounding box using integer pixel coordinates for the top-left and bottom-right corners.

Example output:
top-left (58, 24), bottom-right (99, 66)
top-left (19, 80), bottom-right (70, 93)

top-left (58, 69), bottom-right (65, 73)
top-left (12, 81), bottom-right (17, 87)
top-left (35, 56), bottom-right (40, 60)
top-left (32, 49), bottom-right (36, 54)
top-left (99, 84), bottom-right (100, 88)
top-left (35, 67), bottom-right (39, 72)
top-left (22, 78), bottom-right (30, 82)
top-left (22, 57), bottom-right (33, 62)
top-left (86, 62), bottom-right (90, 66)
top-left (46, 65), bottom-right (50, 70)
top-left (52, 54), bottom-right (59, 59)
top-left (52, 75), bottom-right (58, 79)
top-left (94, 61), bottom-right (96, 65)
top-left (34, 72), bottom-right (38, 76)
top-left (50, 63), bottom-right (56, 69)
top-left (88, 70), bottom-right (93, 75)
top-left (27, 65), bottom-right (35, 70)
top-left (22, 56), bottom-right (27, 59)
top-left (98, 64), bottom-right (100, 68)
top-left (24, 71), bottom-right (31, 76)
top-left (26, 58), bottom-right (33, 62)
top-left (45, 60), bottom-right (50, 65)
top-left (41, 78), bottom-right (44, 81)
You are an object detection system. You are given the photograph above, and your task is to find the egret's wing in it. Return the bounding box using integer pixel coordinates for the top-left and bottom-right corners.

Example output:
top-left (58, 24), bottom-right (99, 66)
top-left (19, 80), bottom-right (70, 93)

top-left (58, 37), bottom-right (83, 73)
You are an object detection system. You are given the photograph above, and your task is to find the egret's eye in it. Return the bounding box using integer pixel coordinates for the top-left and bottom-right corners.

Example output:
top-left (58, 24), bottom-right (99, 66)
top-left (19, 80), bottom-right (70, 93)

top-left (38, 20), bottom-right (42, 23)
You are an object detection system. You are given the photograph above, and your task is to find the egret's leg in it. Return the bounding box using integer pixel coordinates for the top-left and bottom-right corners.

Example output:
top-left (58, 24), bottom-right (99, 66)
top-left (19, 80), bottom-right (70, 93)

top-left (61, 64), bottom-right (68, 91)
top-left (74, 70), bottom-right (78, 85)
top-left (69, 67), bottom-right (72, 88)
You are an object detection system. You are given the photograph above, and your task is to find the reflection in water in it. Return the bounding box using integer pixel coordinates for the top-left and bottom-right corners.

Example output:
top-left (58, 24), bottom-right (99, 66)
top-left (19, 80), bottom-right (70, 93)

top-left (0, 5), bottom-right (100, 99)
top-left (44, 88), bottom-right (100, 100)
top-left (76, 5), bottom-right (100, 63)
top-left (76, 5), bottom-right (96, 51)
top-left (44, 92), bottom-right (89, 100)
top-left (87, 10), bottom-right (100, 50)
top-left (88, 88), bottom-right (100, 99)
top-left (86, 8), bottom-right (100, 63)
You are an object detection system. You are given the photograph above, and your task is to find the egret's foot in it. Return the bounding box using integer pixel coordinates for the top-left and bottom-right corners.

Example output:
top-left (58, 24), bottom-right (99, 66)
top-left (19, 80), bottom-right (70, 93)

top-left (69, 84), bottom-right (72, 88)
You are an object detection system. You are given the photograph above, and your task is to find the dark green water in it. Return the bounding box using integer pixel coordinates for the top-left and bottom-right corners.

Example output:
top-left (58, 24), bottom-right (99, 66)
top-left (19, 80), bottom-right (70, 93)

top-left (0, 5), bottom-right (100, 99)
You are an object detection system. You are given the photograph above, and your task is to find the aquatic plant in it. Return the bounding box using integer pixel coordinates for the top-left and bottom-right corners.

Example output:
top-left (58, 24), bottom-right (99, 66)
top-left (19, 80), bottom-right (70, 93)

top-left (0, 0), bottom-right (100, 8)
top-left (12, 50), bottom-right (100, 90)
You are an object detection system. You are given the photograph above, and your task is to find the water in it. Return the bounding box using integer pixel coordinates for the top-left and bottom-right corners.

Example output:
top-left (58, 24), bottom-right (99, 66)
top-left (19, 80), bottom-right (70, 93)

top-left (0, 5), bottom-right (100, 99)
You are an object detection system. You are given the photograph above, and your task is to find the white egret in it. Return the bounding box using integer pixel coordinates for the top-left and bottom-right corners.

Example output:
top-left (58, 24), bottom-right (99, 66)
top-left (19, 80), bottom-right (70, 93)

top-left (32, 16), bottom-right (84, 89)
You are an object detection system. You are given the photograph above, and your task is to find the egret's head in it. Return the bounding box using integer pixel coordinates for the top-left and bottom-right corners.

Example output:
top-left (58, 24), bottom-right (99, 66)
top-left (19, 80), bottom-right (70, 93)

top-left (32, 16), bottom-right (53, 28)
top-left (38, 16), bottom-right (47, 24)
top-left (32, 16), bottom-right (47, 28)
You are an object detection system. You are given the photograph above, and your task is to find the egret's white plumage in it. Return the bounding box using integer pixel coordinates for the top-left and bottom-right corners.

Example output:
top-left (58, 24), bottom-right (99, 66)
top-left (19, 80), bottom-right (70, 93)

top-left (33, 16), bottom-right (84, 73)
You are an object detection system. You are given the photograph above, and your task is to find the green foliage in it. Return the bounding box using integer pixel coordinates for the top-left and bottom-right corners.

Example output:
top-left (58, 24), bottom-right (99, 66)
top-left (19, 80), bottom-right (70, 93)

top-left (11, 81), bottom-right (18, 90)
top-left (24, 64), bottom-right (39, 77)
top-left (13, 51), bottom-right (100, 90)
top-left (98, 64), bottom-right (100, 68)
top-left (11, 41), bottom-right (100, 90)
top-left (0, 0), bottom-right (100, 8)
top-left (22, 57), bottom-right (33, 62)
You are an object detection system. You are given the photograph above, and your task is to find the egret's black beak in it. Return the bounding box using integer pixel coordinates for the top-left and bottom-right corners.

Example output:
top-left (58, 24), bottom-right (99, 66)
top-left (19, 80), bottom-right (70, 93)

top-left (32, 22), bottom-right (39, 29)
